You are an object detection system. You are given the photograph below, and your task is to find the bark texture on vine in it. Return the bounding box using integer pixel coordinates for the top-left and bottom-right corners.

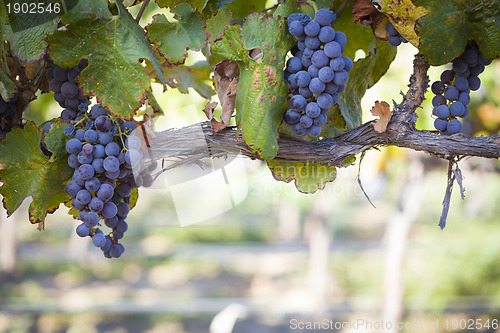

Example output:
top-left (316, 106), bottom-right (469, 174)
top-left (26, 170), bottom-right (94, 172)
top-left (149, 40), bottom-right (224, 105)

top-left (150, 54), bottom-right (500, 168)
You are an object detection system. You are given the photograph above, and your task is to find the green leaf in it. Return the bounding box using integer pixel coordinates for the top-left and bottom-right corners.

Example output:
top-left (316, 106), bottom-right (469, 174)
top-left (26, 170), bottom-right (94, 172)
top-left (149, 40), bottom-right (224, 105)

top-left (205, 7), bottom-right (233, 44)
top-left (146, 3), bottom-right (207, 65)
top-left (213, 13), bottom-right (295, 160)
top-left (155, 0), bottom-right (209, 11)
top-left (225, 0), bottom-right (267, 19)
top-left (1, 0), bottom-right (58, 62)
top-left (47, 0), bottom-right (165, 117)
top-left (415, 0), bottom-right (500, 65)
top-left (339, 39), bottom-right (396, 129)
top-left (164, 61), bottom-right (214, 98)
top-left (267, 160), bottom-right (337, 194)
top-left (0, 67), bottom-right (18, 101)
top-left (0, 122), bottom-right (72, 224)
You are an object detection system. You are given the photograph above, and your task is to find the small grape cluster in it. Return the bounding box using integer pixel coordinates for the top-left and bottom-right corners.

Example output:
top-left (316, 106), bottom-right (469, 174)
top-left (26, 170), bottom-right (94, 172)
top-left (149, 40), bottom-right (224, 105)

top-left (0, 93), bottom-right (18, 136)
top-left (284, 9), bottom-right (353, 137)
top-left (385, 22), bottom-right (408, 47)
top-left (430, 41), bottom-right (492, 135)
top-left (64, 104), bottom-right (148, 258)
top-left (46, 59), bottom-right (89, 121)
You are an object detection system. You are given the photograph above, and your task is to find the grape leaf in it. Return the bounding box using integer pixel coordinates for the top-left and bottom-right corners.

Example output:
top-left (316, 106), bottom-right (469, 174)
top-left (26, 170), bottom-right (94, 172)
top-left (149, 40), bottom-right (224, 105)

top-left (225, 0), bottom-right (267, 19)
top-left (155, 0), bottom-right (208, 11)
top-left (212, 13), bottom-right (295, 160)
top-left (146, 3), bottom-right (207, 65)
top-left (202, 0), bottom-right (235, 18)
top-left (205, 7), bottom-right (233, 44)
top-left (0, 67), bottom-right (17, 101)
top-left (339, 39), bottom-right (396, 129)
top-left (0, 0), bottom-right (58, 62)
top-left (47, 0), bottom-right (166, 117)
top-left (414, 0), bottom-right (500, 65)
top-left (0, 121), bottom-right (72, 225)
top-left (376, 0), bottom-right (429, 48)
top-left (267, 160), bottom-right (337, 194)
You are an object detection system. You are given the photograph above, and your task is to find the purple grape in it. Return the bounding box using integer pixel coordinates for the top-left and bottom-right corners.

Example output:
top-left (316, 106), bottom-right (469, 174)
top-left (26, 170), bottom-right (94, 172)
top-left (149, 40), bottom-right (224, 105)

top-left (318, 26), bottom-right (335, 43)
top-left (454, 77), bottom-right (469, 91)
top-left (452, 59), bottom-right (468, 74)
top-left (304, 36), bottom-right (320, 50)
top-left (292, 123), bottom-right (307, 136)
top-left (317, 93), bottom-right (334, 109)
top-left (89, 197), bottom-right (104, 212)
top-left (447, 119), bottom-right (462, 134)
top-left (105, 216), bottom-right (119, 228)
top-left (431, 81), bottom-right (444, 94)
top-left (307, 125), bottom-right (322, 137)
top-left (66, 138), bottom-right (82, 154)
top-left (295, 70), bottom-right (312, 87)
top-left (97, 183), bottom-right (114, 202)
top-left (443, 86), bottom-right (459, 100)
top-left (76, 223), bottom-right (90, 237)
top-left (433, 105), bottom-right (450, 119)
top-left (290, 95), bottom-right (307, 110)
top-left (84, 129), bottom-right (98, 143)
top-left (85, 177), bottom-right (101, 192)
top-left (92, 158), bottom-right (105, 173)
top-left (334, 31), bottom-right (347, 49)
top-left (98, 132), bottom-right (113, 145)
top-left (78, 164), bottom-right (95, 180)
top-left (61, 82), bottom-right (78, 98)
top-left (333, 70), bottom-right (349, 85)
top-left (388, 36), bottom-right (401, 47)
top-left (77, 151), bottom-right (93, 164)
top-left (76, 189), bottom-right (92, 205)
top-left (92, 233), bottom-right (106, 247)
top-left (288, 21), bottom-right (304, 36)
top-left (342, 57), bottom-right (353, 72)
top-left (309, 78), bottom-right (325, 94)
top-left (286, 57), bottom-right (303, 73)
top-left (115, 220), bottom-right (128, 233)
top-left (432, 95), bottom-right (447, 106)
top-left (440, 70), bottom-right (455, 84)
top-left (308, 65), bottom-right (320, 78)
top-left (329, 57), bottom-right (344, 71)
top-left (68, 154), bottom-right (80, 169)
top-left (299, 87), bottom-right (313, 98)
top-left (83, 211), bottom-right (99, 228)
top-left (449, 101), bottom-right (465, 117)
top-left (305, 102), bottom-right (321, 118)
top-left (458, 92), bottom-right (470, 105)
top-left (313, 113), bottom-right (327, 126)
top-left (468, 76), bottom-right (481, 90)
top-left (82, 143), bottom-right (93, 155)
top-left (102, 201), bottom-right (117, 218)
top-left (323, 41), bottom-right (341, 58)
top-left (304, 21), bottom-right (320, 36)
top-left (315, 8), bottom-right (335, 26)
top-left (117, 202), bottom-right (130, 218)
top-left (324, 82), bottom-right (339, 94)
top-left (318, 67), bottom-right (334, 83)
top-left (299, 115), bottom-right (313, 128)
top-left (65, 181), bottom-right (82, 198)
top-left (434, 118), bottom-right (447, 131)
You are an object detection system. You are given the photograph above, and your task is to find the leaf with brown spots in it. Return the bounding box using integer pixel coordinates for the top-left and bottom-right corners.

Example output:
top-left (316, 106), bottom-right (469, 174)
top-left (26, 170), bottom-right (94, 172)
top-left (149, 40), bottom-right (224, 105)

top-left (47, 0), bottom-right (166, 118)
top-left (203, 60), bottom-right (239, 133)
top-left (370, 101), bottom-right (392, 133)
top-left (0, 122), bottom-right (72, 225)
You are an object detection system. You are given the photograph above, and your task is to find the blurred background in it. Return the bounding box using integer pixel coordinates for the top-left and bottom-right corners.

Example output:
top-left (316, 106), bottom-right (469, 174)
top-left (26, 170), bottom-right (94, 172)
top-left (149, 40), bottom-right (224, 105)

top-left (2, 3), bottom-right (500, 332)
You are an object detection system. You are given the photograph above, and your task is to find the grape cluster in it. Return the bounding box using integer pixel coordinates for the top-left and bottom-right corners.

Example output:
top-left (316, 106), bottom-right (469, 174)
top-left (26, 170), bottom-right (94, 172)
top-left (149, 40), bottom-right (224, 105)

top-left (0, 93), bottom-right (18, 136)
top-left (283, 9), bottom-right (353, 137)
top-left (64, 104), bottom-right (150, 258)
top-left (46, 59), bottom-right (89, 121)
top-left (385, 21), bottom-right (408, 47)
top-left (430, 42), bottom-right (492, 135)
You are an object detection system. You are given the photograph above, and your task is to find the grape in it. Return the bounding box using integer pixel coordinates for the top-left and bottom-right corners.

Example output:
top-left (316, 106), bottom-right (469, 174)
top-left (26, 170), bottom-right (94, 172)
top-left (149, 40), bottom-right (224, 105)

top-left (324, 82), bottom-right (339, 94)
top-left (61, 82), bottom-right (78, 98)
top-left (98, 132), bottom-right (113, 145)
top-left (89, 197), bottom-right (104, 212)
top-left (450, 101), bottom-right (465, 117)
top-left (388, 36), bottom-right (401, 47)
top-left (304, 21), bottom-right (320, 36)
top-left (452, 59), bottom-right (468, 74)
top-left (85, 177), bottom-right (101, 192)
top-left (431, 81), bottom-right (444, 95)
top-left (288, 21), bottom-right (304, 36)
top-left (65, 181), bottom-right (82, 198)
top-left (66, 138), bottom-right (82, 154)
top-left (76, 224), bottom-right (90, 237)
top-left (468, 76), bottom-right (481, 90)
top-left (297, 41), bottom-right (306, 51)
top-left (92, 233), bottom-right (106, 247)
top-left (117, 202), bottom-right (130, 218)
top-left (46, 67), bottom-right (54, 80)
top-left (72, 170), bottom-right (85, 186)
top-left (433, 105), bottom-right (450, 119)
top-left (308, 65), bottom-right (320, 78)
top-left (315, 8), bottom-right (335, 26)
top-left (77, 151), bottom-right (93, 164)
top-left (84, 129), bottom-right (98, 143)
top-left (462, 106), bottom-right (469, 118)
top-left (299, 115), bottom-right (313, 128)
top-left (329, 57), bottom-right (344, 71)
top-left (305, 102), bottom-right (321, 118)
top-left (304, 36), bottom-right (320, 50)
top-left (463, 48), bottom-right (478, 64)
top-left (295, 71), bottom-right (312, 87)
top-left (307, 125), bottom-right (322, 137)
top-left (440, 70), bottom-right (455, 84)
top-left (68, 154), bottom-right (80, 169)
top-left (82, 143), bottom-right (93, 155)
top-left (443, 86), bottom-right (459, 101)
top-left (342, 57), bottom-right (353, 72)
top-left (469, 64), bottom-right (484, 76)
top-left (53, 67), bottom-right (68, 81)
top-left (330, 92), bottom-right (340, 104)
top-left (333, 70), bottom-right (349, 85)
top-left (93, 144), bottom-right (106, 158)
top-left (65, 98), bottom-right (80, 109)
top-left (309, 78), bottom-right (325, 94)
top-left (92, 158), bottom-right (105, 173)
top-left (458, 92), bottom-right (470, 105)
top-left (95, 116), bottom-right (112, 131)
top-left (303, 48), bottom-right (314, 59)
top-left (434, 119), bottom-right (448, 131)
top-left (84, 211), bottom-right (99, 228)
top-left (385, 22), bottom-right (398, 36)
top-left (76, 189), bottom-right (92, 205)
top-left (337, 84), bottom-right (345, 93)
top-left (105, 216), bottom-right (119, 229)
top-left (317, 93), bottom-right (334, 109)
top-left (287, 13), bottom-right (307, 24)
top-left (72, 198), bottom-right (86, 210)
top-left (432, 95), bottom-right (446, 106)
top-left (286, 57), bottom-right (302, 73)
top-left (313, 114), bottom-right (327, 126)
top-left (323, 41), bottom-right (341, 58)
top-left (102, 202), bottom-right (118, 218)
top-left (334, 32), bottom-right (347, 49)
top-left (105, 142), bottom-right (120, 156)
top-left (103, 156), bottom-right (120, 173)
top-left (447, 119), bottom-right (462, 134)
top-left (292, 123), bottom-right (308, 136)
top-left (299, 87), bottom-right (313, 98)
top-left (311, 50), bottom-right (329, 68)
top-left (109, 243), bottom-right (125, 258)
top-left (290, 95), bottom-right (307, 111)
top-left (317, 67), bottom-right (334, 83)
top-left (318, 26), bottom-right (335, 43)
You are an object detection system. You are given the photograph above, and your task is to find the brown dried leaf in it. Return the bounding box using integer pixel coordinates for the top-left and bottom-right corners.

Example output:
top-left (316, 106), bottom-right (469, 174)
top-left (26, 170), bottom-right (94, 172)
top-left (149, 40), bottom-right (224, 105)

top-left (353, 0), bottom-right (389, 39)
top-left (204, 60), bottom-right (240, 133)
top-left (370, 101), bottom-right (392, 133)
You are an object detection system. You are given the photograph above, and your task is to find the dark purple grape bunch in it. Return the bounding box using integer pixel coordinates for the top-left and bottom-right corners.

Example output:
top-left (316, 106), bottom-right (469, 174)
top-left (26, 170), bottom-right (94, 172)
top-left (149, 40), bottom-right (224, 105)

top-left (430, 41), bottom-right (492, 135)
top-left (46, 59), bottom-right (90, 121)
top-left (0, 92), bottom-right (18, 136)
top-left (385, 21), bottom-right (408, 47)
top-left (64, 104), bottom-right (146, 258)
top-left (283, 8), bottom-right (353, 137)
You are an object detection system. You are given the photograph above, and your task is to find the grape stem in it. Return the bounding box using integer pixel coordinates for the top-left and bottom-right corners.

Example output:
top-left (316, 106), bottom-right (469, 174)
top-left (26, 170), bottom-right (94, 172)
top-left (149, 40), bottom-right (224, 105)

top-left (135, 0), bottom-right (150, 23)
